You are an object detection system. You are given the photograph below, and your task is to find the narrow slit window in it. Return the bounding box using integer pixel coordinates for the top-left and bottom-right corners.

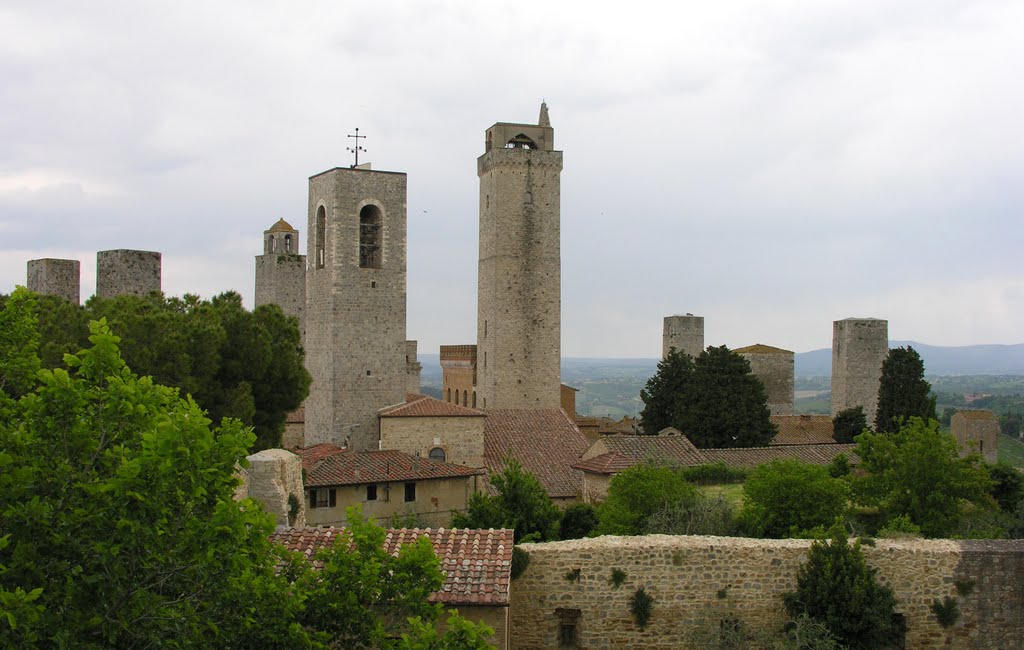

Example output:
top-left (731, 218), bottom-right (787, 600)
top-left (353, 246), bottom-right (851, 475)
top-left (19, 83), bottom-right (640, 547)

top-left (315, 206), bottom-right (326, 269)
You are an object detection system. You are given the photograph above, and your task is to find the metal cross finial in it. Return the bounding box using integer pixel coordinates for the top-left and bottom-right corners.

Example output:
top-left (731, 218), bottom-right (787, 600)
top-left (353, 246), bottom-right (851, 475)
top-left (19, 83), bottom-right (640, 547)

top-left (347, 128), bottom-right (367, 167)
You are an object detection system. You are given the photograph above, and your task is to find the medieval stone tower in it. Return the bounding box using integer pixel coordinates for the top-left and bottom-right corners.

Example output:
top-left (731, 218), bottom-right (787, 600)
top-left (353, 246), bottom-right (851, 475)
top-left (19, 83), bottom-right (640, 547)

top-left (27, 258), bottom-right (80, 303)
top-left (663, 314), bottom-right (705, 358)
top-left (831, 318), bottom-right (888, 427)
top-left (303, 165), bottom-right (408, 450)
top-left (475, 103), bottom-right (562, 410)
top-left (255, 218), bottom-right (306, 340)
top-left (736, 344), bottom-right (795, 415)
top-left (96, 249), bottom-right (161, 298)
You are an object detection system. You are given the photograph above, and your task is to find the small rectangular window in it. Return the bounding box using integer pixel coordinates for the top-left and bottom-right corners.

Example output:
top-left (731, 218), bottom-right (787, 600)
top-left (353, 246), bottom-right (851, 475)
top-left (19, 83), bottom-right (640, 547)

top-left (404, 482), bottom-right (416, 502)
top-left (367, 484), bottom-right (378, 501)
top-left (329, 488), bottom-right (336, 508)
top-left (309, 489), bottom-right (317, 509)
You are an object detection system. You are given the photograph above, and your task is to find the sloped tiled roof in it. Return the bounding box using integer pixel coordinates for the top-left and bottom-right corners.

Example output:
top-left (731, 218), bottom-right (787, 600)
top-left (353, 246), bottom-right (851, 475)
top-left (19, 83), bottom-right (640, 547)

top-left (601, 434), bottom-right (707, 467)
top-left (379, 393), bottom-right (486, 418)
top-left (573, 451), bottom-right (635, 474)
top-left (484, 409), bottom-right (589, 499)
top-left (270, 526), bottom-right (513, 606)
top-left (305, 449), bottom-right (484, 487)
top-left (770, 415), bottom-right (836, 445)
top-left (267, 218), bottom-right (296, 232)
top-left (734, 343), bottom-right (793, 354)
top-left (702, 443), bottom-right (857, 468)
top-left (955, 409), bottom-right (998, 421)
top-left (293, 442), bottom-right (347, 470)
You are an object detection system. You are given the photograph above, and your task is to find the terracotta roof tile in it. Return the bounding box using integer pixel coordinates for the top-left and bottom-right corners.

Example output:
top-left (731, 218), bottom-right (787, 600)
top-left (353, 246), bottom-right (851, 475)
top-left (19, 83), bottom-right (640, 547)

top-left (573, 452), bottom-right (635, 474)
top-left (734, 343), bottom-right (793, 354)
top-left (955, 409), bottom-right (998, 421)
top-left (600, 434), bottom-right (707, 467)
top-left (702, 443), bottom-right (857, 468)
top-left (484, 409), bottom-right (589, 499)
top-left (770, 415), bottom-right (836, 445)
top-left (293, 443), bottom-right (346, 470)
top-left (305, 449), bottom-right (484, 487)
top-left (270, 527), bottom-right (514, 606)
top-left (379, 394), bottom-right (486, 418)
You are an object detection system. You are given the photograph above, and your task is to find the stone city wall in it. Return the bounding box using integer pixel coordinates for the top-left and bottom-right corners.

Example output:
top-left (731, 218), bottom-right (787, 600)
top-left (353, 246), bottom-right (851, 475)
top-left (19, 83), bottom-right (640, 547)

top-left (511, 535), bottom-right (1024, 649)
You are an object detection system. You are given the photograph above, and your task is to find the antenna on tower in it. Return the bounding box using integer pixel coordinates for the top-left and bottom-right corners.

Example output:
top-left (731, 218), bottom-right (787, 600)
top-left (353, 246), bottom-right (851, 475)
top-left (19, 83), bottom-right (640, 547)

top-left (347, 128), bottom-right (367, 167)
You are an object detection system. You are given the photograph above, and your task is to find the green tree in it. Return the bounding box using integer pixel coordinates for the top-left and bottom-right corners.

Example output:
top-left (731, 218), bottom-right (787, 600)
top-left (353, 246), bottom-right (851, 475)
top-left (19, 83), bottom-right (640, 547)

top-left (639, 345), bottom-right (776, 448)
top-left (740, 459), bottom-right (849, 538)
top-left (677, 346), bottom-right (776, 448)
top-left (452, 458), bottom-right (560, 542)
top-left (853, 417), bottom-right (993, 537)
top-left (639, 347), bottom-right (694, 435)
top-left (595, 463), bottom-right (699, 535)
top-left (559, 503), bottom-right (599, 540)
top-left (783, 524), bottom-right (898, 649)
top-left (0, 315), bottom-right (311, 647)
top-left (875, 346), bottom-right (937, 433)
top-left (832, 406), bottom-right (868, 443)
top-left (987, 462), bottom-right (1024, 513)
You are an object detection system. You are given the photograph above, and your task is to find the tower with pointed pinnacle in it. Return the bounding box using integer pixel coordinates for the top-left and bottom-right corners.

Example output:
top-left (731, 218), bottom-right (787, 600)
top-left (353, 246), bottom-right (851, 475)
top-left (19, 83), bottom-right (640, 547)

top-left (474, 102), bottom-right (562, 409)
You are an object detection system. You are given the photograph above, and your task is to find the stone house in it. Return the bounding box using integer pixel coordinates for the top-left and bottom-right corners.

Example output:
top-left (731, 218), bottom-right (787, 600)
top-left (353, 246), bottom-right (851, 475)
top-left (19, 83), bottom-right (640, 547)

top-left (295, 444), bottom-right (484, 527)
top-left (769, 414), bottom-right (836, 445)
top-left (270, 526), bottom-right (513, 649)
top-left (951, 409), bottom-right (999, 463)
top-left (379, 393), bottom-right (487, 468)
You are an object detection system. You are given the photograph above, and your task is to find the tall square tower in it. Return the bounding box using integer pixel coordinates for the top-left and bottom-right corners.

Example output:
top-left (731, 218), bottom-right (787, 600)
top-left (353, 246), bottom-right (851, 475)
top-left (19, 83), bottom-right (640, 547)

top-left (304, 166), bottom-right (408, 450)
top-left (831, 317), bottom-right (888, 427)
top-left (475, 103), bottom-right (562, 409)
top-left (255, 218), bottom-right (306, 341)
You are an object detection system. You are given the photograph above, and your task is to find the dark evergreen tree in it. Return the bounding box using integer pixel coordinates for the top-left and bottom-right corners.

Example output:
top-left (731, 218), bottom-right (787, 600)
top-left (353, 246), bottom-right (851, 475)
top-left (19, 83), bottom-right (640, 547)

top-left (832, 406), bottom-right (868, 443)
top-left (875, 346), bottom-right (936, 433)
top-left (639, 347), bottom-right (694, 435)
top-left (676, 345), bottom-right (776, 448)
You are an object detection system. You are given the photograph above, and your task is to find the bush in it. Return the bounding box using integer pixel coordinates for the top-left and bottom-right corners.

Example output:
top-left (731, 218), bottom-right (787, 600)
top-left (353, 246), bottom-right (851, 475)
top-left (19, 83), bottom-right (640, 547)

top-left (783, 524), bottom-right (898, 649)
top-left (877, 514), bottom-right (922, 539)
top-left (740, 460), bottom-right (849, 538)
top-left (644, 493), bottom-right (735, 536)
top-left (597, 463), bottom-right (699, 536)
top-left (510, 547), bottom-right (530, 579)
top-left (833, 406), bottom-right (868, 443)
top-left (681, 462), bottom-right (749, 485)
top-left (559, 503), bottom-right (599, 540)
top-left (629, 587), bottom-right (654, 630)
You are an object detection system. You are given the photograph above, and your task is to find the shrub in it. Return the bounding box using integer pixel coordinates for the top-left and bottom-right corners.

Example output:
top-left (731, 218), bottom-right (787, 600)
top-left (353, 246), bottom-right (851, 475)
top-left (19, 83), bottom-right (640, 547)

top-left (596, 463), bottom-right (698, 535)
top-left (629, 587), bottom-right (654, 630)
top-left (681, 462), bottom-right (749, 485)
top-left (832, 406), bottom-right (868, 443)
top-left (783, 523), bottom-right (898, 649)
top-left (740, 460), bottom-right (849, 538)
top-left (510, 547), bottom-right (530, 579)
top-left (609, 568), bottom-right (627, 588)
top-left (559, 503), bottom-right (599, 540)
top-left (931, 596), bottom-right (959, 628)
top-left (877, 514), bottom-right (922, 539)
top-left (644, 492), bottom-right (735, 536)
top-left (826, 453), bottom-right (851, 478)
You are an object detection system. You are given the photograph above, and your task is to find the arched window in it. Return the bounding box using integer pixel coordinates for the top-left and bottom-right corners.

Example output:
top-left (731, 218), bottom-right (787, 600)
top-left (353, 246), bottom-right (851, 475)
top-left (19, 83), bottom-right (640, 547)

top-left (359, 205), bottom-right (382, 268)
top-left (463, 390), bottom-right (468, 406)
top-left (315, 206), bottom-right (326, 269)
top-left (524, 191), bottom-right (532, 205)
top-left (284, 233), bottom-right (292, 253)
top-left (429, 447), bottom-right (446, 462)
top-left (268, 235), bottom-right (276, 253)
top-left (447, 387), bottom-right (451, 402)
top-left (472, 392), bottom-right (477, 408)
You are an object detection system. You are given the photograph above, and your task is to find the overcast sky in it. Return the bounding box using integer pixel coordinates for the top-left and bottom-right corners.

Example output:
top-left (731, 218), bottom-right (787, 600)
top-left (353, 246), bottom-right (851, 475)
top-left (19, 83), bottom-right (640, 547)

top-left (2, 0), bottom-right (1022, 358)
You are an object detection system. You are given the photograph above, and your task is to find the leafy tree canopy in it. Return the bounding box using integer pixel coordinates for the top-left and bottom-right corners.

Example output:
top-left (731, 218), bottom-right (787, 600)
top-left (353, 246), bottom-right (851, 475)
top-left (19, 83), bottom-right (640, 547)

top-left (740, 459), bottom-right (849, 538)
top-left (853, 417), bottom-right (993, 537)
top-left (639, 345), bottom-right (776, 448)
top-left (559, 503), bottom-right (599, 540)
top-left (12, 289), bottom-right (310, 451)
top-left (595, 463), bottom-right (699, 536)
top-left (876, 345), bottom-right (937, 433)
top-left (832, 405), bottom-right (868, 443)
top-left (783, 523), bottom-right (898, 649)
top-left (452, 457), bottom-right (561, 542)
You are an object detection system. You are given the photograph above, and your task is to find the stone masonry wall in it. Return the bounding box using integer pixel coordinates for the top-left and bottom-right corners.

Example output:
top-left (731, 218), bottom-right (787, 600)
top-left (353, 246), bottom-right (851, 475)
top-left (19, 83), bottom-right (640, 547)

top-left (951, 410), bottom-right (999, 464)
top-left (511, 535), bottom-right (1024, 649)
top-left (379, 415), bottom-right (486, 469)
top-left (26, 258), bottom-right (80, 303)
top-left (831, 318), bottom-right (888, 428)
top-left (739, 349), bottom-right (794, 415)
top-left (663, 314), bottom-right (704, 359)
top-left (96, 249), bottom-right (161, 298)
top-left (255, 253), bottom-right (306, 340)
top-left (245, 449), bottom-right (305, 529)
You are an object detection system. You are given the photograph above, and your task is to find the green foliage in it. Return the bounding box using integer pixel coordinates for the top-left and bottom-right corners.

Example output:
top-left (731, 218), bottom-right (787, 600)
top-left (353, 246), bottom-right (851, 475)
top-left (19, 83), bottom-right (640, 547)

top-left (783, 524), bottom-right (898, 649)
top-left (629, 587), bottom-right (654, 630)
top-left (510, 547), bottom-right (530, 579)
top-left (389, 511), bottom-right (423, 529)
top-left (0, 288), bottom-right (41, 404)
top-left (853, 418), bottom-right (993, 537)
top-left (451, 458), bottom-right (560, 542)
top-left (644, 492), bottom-right (736, 536)
top-left (987, 461), bottom-right (1024, 513)
top-left (397, 610), bottom-right (495, 649)
top-left (640, 347), bottom-right (695, 435)
top-left (740, 460), bottom-right (849, 538)
top-left (596, 463), bottom-right (699, 535)
top-left (931, 596), bottom-right (960, 628)
top-left (681, 462), bottom-right (749, 485)
top-left (559, 503), bottom-right (599, 540)
top-left (826, 453), bottom-right (851, 478)
top-left (780, 613), bottom-right (844, 650)
top-left (640, 346), bottom-right (776, 448)
top-left (954, 579), bottom-right (975, 597)
top-left (832, 406), bottom-right (868, 443)
top-left (609, 568), bottom-right (627, 588)
top-left (877, 514), bottom-right (922, 539)
top-left (875, 346), bottom-right (937, 433)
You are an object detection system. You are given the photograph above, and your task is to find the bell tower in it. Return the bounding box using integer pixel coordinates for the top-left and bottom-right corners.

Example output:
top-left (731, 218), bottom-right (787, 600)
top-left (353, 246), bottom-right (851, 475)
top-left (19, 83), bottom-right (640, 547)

top-left (475, 103), bottom-right (562, 409)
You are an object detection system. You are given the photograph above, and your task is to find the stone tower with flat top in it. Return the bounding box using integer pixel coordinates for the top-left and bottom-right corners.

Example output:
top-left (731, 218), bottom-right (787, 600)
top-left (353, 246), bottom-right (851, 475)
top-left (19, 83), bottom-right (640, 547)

top-left (475, 103), bottom-right (562, 409)
top-left (304, 165), bottom-right (408, 450)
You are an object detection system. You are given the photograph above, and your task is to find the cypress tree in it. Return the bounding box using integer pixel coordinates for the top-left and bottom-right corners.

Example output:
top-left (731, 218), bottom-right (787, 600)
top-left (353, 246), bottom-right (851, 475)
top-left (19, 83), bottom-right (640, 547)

top-left (875, 346), bottom-right (936, 433)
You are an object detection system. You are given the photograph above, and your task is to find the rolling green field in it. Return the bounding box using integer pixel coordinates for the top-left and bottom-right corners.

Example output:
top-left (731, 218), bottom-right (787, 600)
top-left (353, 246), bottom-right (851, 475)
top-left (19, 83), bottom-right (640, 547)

top-left (998, 434), bottom-right (1024, 468)
top-left (698, 483), bottom-right (745, 510)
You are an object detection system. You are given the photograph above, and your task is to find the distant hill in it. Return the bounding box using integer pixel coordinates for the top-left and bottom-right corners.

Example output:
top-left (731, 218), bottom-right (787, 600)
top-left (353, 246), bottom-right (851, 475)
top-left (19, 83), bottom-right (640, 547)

top-left (796, 341), bottom-right (1024, 377)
